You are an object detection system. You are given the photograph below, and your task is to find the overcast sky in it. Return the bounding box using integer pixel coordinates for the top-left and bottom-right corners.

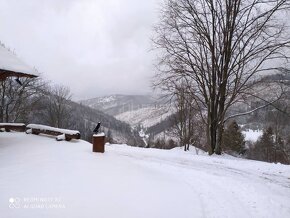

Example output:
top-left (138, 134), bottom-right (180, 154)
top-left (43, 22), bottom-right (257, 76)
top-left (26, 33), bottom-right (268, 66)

top-left (0, 0), bottom-right (160, 100)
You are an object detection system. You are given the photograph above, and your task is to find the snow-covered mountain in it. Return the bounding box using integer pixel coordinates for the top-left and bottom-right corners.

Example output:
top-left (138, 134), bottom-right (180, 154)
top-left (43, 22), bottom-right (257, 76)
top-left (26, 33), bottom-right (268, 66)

top-left (1, 132), bottom-right (290, 218)
top-left (81, 95), bottom-right (174, 144)
top-left (81, 94), bottom-right (174, 128)
top-left (81, 94), bottom-right (176, 145)
top-left (81, 94), bottom-right (163, 116)
top-left (115, 106), bottom-right (174, 128)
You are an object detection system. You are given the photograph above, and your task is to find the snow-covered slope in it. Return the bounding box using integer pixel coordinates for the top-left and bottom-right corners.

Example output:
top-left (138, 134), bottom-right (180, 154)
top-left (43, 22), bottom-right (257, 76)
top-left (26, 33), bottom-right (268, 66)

top-left (1, 132), bottom-right (290, 218)
top-left (116, 106), bottom-right (174, 128)
top-left (80, 94), bottom-right (175, 142)
top-left (80, 94), bottom-right (159, 116)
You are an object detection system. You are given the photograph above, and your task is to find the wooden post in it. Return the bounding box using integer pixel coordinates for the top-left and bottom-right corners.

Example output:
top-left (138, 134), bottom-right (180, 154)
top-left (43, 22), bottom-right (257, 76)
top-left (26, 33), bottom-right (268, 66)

top-left (92, 133), bottom-right (105, 153)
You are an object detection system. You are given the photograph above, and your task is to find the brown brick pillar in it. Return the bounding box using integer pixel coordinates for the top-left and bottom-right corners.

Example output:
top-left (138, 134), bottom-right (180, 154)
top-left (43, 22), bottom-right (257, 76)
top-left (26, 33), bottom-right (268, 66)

top-left (92, 134), bottom-right (105, 153)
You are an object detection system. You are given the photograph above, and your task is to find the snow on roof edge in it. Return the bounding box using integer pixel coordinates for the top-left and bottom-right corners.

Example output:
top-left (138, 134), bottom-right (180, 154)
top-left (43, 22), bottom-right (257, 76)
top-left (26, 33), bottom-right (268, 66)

top-left (0, 44), bottom-right (38, 76)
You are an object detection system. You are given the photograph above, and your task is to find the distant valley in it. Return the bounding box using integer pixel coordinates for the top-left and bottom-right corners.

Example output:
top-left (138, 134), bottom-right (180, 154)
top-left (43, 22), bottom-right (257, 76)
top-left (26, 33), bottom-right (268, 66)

top-left (80, 94), bottom-right (176, 145)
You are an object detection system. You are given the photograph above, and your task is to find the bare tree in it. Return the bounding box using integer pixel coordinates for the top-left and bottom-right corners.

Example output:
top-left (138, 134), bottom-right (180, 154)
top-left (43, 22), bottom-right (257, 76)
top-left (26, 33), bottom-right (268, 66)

top-left (153, 0), bottom-right (290, 154)
top-left (42, 85), bottom-right (72, 128)
top-left (172, 81), bottom-right (204, 151)
top-left (0, 77), bottom-right (45, 123)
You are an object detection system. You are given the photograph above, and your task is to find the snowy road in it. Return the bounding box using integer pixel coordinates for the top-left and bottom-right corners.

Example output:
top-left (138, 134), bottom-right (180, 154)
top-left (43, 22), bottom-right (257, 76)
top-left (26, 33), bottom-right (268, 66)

top-left (0, 132), bottom-right (290, 218)
top-left (111, 145), bottom-right (290, 217)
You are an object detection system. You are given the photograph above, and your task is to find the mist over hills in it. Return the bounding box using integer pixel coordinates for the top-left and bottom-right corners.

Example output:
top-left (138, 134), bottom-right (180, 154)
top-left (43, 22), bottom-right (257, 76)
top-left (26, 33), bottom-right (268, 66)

top-left (79, 72), bottom-right (290, 150)
top-left (80, 94), bottom-right (168, 116)
top-left (80, 94), bottom-right (176, 145)
top-left (27, 95), bottom-right (144, 146)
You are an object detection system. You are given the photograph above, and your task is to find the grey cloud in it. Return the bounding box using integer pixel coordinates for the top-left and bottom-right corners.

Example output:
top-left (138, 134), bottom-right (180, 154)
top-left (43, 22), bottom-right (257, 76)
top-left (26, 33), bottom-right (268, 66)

top-left (0, 0), bottom-right (160, 100)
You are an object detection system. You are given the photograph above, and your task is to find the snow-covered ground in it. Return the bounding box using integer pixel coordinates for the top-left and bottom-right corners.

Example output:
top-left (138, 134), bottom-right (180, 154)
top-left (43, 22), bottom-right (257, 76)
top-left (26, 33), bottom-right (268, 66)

top-left (242, 129), bottom-right (263, 142)
top-left (0, 132), bottom-right (290, 218)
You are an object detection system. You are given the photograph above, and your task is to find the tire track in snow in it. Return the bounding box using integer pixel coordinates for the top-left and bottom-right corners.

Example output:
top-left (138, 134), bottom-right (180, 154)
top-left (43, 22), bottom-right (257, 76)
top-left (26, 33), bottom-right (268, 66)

top-left (112, 148), bottom-right (290, 218)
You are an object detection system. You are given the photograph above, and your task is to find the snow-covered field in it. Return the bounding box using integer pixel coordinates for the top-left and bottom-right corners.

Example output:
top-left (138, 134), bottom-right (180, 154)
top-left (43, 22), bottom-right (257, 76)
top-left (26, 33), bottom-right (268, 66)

top-left (0, 132), bottom-right (290, 218)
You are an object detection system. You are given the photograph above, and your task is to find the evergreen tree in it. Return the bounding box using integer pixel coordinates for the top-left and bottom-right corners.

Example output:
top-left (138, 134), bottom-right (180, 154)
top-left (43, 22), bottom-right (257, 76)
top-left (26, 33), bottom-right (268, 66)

top-left (167, 139), bottom-right (176, 149)
top-left (222, 121), bottom-right (245, 154)
top-left (260, 127), bottom-right (274, 148)
top-left (253, 127), bottom-right (275, 162)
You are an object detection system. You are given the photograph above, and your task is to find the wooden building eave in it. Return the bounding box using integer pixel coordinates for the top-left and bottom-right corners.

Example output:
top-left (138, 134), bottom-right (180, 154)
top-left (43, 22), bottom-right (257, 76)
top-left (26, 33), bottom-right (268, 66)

top-left (0, 69), bottom-right (38, 81)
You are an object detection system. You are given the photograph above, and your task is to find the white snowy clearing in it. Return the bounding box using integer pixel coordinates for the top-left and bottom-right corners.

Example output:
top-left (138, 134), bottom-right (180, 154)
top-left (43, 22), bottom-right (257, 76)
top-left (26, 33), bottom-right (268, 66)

top-left (242, 129), bottom-right (263, 142)
top-left (0, 132), bottom-right (290, 218)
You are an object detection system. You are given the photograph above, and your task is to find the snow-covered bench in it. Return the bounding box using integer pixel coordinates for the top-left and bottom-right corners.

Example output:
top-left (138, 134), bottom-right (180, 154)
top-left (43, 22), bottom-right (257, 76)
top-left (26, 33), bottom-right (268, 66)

top-left (26, 124), bottom-right (81, 141)
top-left (0, 123), bottom-right (26, 132)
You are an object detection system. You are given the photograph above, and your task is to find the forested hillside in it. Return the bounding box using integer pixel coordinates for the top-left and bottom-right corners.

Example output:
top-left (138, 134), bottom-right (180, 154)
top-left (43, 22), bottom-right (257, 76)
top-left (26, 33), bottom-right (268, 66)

top-left (0, 77), bottom-right (144, 146)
